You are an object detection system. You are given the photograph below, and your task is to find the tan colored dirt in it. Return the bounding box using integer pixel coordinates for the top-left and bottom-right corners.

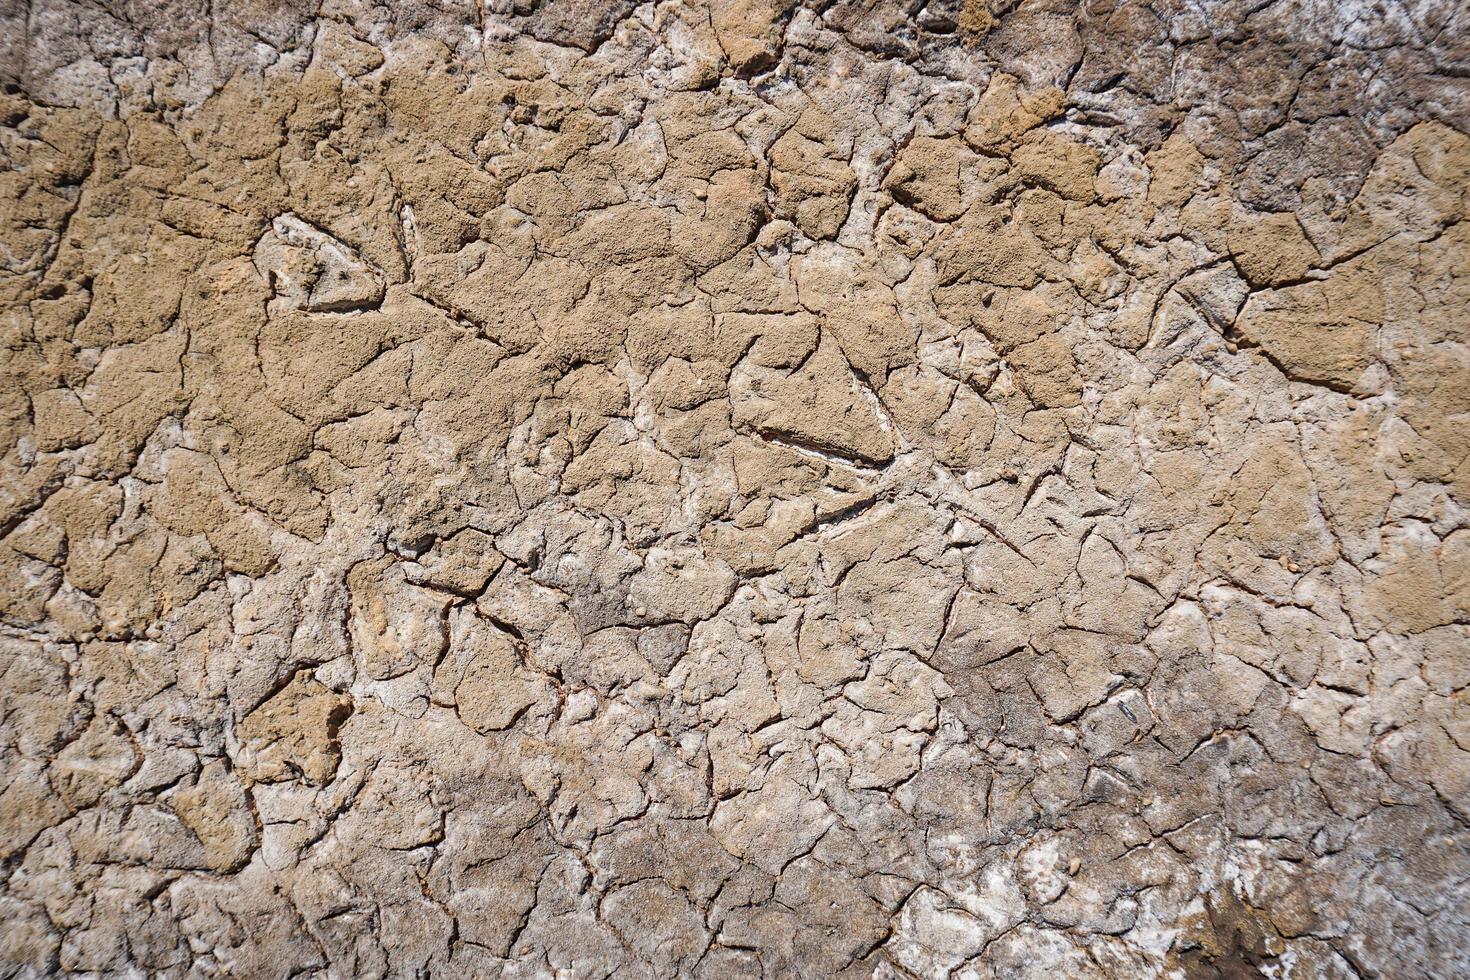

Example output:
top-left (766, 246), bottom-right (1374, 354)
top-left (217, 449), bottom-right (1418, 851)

top-left (1, 0), bottom-right (1468, 976)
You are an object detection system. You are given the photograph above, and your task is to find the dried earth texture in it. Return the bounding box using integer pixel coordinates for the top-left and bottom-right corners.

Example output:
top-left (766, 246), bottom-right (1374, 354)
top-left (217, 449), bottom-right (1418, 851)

top-left (2, 0), bottom-right (1469, 977)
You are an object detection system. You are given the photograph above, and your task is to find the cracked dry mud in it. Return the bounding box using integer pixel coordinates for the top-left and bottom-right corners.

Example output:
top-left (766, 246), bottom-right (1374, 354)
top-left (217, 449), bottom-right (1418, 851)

top-left (2, 0), bottom-right (1469, 976)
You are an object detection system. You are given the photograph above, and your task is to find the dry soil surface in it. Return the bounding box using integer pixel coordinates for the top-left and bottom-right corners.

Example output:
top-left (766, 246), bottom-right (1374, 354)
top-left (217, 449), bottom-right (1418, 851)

top-left (2, 0), bottom-right (1469, 977)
